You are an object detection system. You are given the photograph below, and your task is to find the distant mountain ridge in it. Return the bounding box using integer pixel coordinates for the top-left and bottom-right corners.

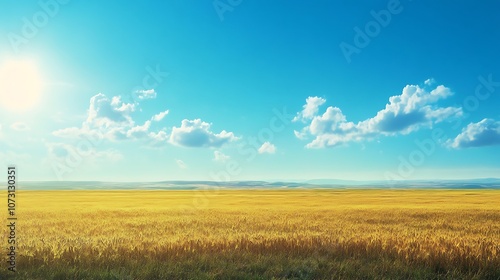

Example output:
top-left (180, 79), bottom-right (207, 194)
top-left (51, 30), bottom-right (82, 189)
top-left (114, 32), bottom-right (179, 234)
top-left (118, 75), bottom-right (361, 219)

top-left (11, 178), bottom-right (500, 190)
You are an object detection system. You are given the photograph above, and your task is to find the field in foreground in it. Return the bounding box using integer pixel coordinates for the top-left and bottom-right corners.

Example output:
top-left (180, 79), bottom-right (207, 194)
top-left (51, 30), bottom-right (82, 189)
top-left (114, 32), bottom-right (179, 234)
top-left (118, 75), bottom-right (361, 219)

top-left (2, 189), bottom-right (500, 279)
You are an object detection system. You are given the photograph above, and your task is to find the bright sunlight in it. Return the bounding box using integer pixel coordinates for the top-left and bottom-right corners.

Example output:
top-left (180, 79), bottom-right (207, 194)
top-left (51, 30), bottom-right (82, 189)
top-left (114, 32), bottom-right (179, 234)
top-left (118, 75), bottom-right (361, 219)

top-left (0, 59), bottom-right (43, 112)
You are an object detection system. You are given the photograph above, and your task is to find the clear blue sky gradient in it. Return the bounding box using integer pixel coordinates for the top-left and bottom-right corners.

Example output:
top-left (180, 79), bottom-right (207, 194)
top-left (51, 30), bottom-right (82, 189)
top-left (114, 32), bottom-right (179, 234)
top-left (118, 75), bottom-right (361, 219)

top-left (0, 1), bottom-right (499, 181)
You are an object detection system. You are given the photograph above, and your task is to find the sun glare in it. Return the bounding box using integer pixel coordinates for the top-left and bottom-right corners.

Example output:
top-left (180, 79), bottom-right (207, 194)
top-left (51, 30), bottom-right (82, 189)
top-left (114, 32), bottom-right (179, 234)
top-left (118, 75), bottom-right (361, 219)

top-left (0, 59), bottom-right (43, 112)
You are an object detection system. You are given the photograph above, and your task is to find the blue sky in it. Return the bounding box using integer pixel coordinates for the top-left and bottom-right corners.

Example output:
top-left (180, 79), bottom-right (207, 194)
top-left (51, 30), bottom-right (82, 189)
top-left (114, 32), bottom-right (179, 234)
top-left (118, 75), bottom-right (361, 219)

top-left (0, 0), bottom-right (499, 181)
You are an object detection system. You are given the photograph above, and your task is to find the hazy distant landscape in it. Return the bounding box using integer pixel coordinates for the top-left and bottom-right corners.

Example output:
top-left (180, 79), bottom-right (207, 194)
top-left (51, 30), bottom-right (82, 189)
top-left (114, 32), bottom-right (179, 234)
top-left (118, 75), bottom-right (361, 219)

top-left (17, 178), bottom-right (500, 190)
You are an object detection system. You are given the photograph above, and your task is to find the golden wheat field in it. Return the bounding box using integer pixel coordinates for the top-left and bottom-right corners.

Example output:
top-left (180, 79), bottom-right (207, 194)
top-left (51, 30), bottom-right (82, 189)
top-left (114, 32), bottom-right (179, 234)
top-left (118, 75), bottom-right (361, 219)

top-left (2, 189), bottom-right (500, 279)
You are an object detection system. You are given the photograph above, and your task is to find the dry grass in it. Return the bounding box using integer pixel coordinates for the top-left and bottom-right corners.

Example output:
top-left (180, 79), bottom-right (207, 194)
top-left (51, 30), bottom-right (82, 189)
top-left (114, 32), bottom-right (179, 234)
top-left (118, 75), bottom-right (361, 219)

top-left (2, 189), bottom-right (500, 279)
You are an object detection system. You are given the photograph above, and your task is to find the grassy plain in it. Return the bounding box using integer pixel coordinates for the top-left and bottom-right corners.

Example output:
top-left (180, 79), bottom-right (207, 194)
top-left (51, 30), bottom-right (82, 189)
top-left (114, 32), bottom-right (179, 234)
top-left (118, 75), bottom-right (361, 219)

top-left (1, 189), bottom-right (500, 279)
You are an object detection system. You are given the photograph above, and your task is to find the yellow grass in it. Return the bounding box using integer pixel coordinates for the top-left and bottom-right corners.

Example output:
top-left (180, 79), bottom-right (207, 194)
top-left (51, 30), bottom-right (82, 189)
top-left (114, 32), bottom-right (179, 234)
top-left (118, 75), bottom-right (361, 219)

top-left (3, 189), bottom-right (500, 278)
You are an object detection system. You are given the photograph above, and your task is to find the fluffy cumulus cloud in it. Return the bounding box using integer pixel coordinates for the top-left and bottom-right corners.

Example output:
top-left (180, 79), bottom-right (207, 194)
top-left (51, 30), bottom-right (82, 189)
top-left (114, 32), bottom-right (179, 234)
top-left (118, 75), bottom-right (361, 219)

top-left (169, 119), bottom-right (238, 148)
top-left (295, 81), bottom-right (463, 148)
top-left (126, 121), bottom-right (151, 139)
top-left (293, 96), bottom-right (326, 122)
top-left (258, 141), bottom-right (276, 154)
top-left (152, 110), bottom-right (169, 122)
top-left (53, 93), bottom-right (236, 151)
top-left (448, 119), bottom-right (500, 149)
top-left (213, 150), bottom-right (230, 162)
top-left (91, 94), bottom-right (135, 127)
top-left (147, 130), bottom-right (169, 147)
top-left (52, 93), bottom-right (170, 144)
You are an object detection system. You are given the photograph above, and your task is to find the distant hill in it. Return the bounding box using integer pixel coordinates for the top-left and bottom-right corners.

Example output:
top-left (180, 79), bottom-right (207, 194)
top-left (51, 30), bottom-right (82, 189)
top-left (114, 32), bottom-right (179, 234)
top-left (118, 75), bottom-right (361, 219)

top-left (11, 178), bottom-right (500, 190)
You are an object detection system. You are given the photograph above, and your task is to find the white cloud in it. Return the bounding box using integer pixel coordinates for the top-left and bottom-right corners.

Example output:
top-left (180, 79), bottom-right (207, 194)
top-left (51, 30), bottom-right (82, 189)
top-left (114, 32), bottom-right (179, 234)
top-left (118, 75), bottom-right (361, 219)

top-left (448, 118), bottom-right (500, 149)
top-left (169, 119), bottom-right (238, 148)
top-left (53, 93), bottom-right (164, 144)
top-left (258, 141), bottom-right (276, 154)
top-left (10, 122), bottom-right (30, 131)
top-left (87, 93), bottom-right (135, 128)
top-left (293, 96), bottom-right (326, 122)
top-left (148, 130), bottom-right (169, 147)
top-left (135, 89), bottom-right (157, 100)
top-left (176, 159), bottom-right (187, 169)
top-left (126, 120), bottom-right (151, 139)
top-left (295, 81), bottom-right (463, 148)
top-left (294, 129), bottom-right (308, 140)
top-left (152, 110), bottom-right (169, 121)
top-left (424, 78), bottom-right (436, 86)
top-left (213, 150), bottom-right (230, 162)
